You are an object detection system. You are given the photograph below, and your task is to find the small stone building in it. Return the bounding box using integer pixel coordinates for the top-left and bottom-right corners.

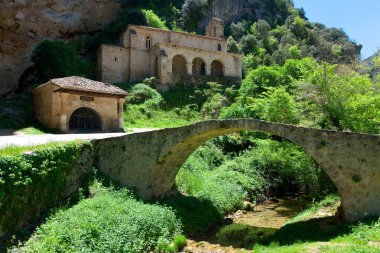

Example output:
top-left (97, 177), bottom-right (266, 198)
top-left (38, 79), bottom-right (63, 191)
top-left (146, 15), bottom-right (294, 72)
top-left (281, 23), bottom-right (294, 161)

top-left (97, 18), bottom-right (243, 88)
top-left (34, 76), bottom-right (127, 133)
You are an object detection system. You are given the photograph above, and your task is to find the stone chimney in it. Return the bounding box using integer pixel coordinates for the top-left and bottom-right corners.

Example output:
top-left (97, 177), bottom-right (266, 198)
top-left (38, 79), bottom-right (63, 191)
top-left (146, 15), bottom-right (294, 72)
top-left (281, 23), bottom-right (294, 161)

top-left (205, 17), bottom-right (225, 38)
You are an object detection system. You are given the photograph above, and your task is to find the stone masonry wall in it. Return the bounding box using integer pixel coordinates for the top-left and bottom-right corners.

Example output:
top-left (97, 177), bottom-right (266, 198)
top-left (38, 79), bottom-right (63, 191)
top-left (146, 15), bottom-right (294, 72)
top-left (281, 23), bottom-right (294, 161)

top-left (92, 119), bottom-right (380, 222)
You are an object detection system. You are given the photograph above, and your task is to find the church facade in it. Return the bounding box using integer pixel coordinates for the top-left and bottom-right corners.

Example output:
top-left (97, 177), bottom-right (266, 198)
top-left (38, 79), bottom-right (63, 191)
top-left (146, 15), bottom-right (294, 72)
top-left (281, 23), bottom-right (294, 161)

top-left (97, 18), bottom-right (243, 88)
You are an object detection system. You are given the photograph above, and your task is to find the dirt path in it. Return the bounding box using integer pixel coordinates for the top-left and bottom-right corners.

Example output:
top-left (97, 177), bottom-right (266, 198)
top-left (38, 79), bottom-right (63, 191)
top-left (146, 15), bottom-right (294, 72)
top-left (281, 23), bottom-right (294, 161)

top-left (0, 128), bottom-right (158, 148)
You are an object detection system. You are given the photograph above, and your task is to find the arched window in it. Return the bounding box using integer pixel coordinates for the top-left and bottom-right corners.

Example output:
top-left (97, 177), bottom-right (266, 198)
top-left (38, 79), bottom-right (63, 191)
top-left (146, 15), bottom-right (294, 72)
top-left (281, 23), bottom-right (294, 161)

top-left (146, 35), bottom-right (152, 49)
top-left (192, 58), bottom-right (206, 76)
top-left (172, 55), bottom-right (187, 75)
top-left (69, 107), bottom-right (101, 131)
top-left (217, 44), bottom-right (222, 51)
top-left (211, 60), bottom-right (224, 77)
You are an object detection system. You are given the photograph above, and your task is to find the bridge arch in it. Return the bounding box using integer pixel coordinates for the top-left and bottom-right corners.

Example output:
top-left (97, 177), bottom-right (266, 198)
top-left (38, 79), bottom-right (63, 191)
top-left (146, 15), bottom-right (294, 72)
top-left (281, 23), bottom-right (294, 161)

top-left (93, 119), bottom-right (380, 222)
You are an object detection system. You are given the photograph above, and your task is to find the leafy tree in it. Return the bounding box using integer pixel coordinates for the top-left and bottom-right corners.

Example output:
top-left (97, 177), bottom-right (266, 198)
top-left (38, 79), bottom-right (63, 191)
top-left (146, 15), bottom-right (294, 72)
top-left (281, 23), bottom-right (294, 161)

top-left (240, 65), bottom-right (284, 98)
top-left (230, 21), bottom-right (250, 40)
top-left (247, 86), bottom-right (301, 124)
top-left (32, 40), bottom-right (93, 82)
top-left (181, 0), bottom-right (208, 32)
top-left (239, 34), bottom-right (258, 54)
top-left (255, 20), bottom-right (271, 39)
top-left (227, 36), bottom-right (241, 54)
top-left (288, 15), bottom-right (308, 39)
top-left (142, 9), bottom-right (168, 29)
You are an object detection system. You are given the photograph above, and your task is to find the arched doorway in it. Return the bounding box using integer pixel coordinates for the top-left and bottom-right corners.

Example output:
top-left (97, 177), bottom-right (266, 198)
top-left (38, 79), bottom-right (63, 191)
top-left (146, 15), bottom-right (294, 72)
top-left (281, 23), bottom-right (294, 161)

top-left (69, 107), bottom-right (101, 132)
top-left (211, 60), bottom-right (224, 77)
top-left (192, 58), bottom-right (206, 76)
top-left (172, 55), bottom-right (187, 75)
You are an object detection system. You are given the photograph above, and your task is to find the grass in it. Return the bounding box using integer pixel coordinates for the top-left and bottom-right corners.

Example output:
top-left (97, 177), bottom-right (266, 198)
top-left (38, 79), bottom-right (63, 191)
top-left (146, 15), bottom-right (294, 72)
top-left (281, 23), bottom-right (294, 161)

top-left (253, 196), bottom-right (380, 252)
top-left (287, 194), bottom-right (340, 224)
top-left (124, 104), bottom-right (199, 128)
top-left (0, 141), bottom-right (78, 156)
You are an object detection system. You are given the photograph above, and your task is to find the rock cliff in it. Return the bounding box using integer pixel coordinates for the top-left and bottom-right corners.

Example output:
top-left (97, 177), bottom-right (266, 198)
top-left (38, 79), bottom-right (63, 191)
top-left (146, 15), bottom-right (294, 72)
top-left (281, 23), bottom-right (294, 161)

top-left (200, 0), bottom-right (292, 30)
top-left (0, 0), bottom-right (120, 96)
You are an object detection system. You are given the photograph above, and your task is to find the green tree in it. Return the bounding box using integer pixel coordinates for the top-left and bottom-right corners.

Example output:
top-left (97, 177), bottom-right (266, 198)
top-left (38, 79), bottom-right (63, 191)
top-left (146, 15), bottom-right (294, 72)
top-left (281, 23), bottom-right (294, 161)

top-left (32, 40), bottom-right (93, 82)
top-left (239, 65), bottom-right (284, 98)
top-left (227, 36), bottom-right (241, 54)
top-left (142, 9), bottom-right (168, 29)
top-left (247, 86), bottom-right (301, 124)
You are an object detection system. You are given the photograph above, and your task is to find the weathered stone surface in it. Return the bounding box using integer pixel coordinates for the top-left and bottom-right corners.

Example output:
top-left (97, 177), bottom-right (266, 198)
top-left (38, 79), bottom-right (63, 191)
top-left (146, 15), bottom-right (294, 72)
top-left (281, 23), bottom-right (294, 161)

top-left (92, 119), bottom-right (380, 222)
top-left (0, 0), bottom-right (120, 96)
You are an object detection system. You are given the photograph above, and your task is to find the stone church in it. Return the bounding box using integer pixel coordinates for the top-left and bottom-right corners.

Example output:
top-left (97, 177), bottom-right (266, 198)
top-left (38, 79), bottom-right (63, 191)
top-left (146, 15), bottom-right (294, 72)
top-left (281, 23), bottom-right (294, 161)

top-left (97, 18), bottom-right (243, 88)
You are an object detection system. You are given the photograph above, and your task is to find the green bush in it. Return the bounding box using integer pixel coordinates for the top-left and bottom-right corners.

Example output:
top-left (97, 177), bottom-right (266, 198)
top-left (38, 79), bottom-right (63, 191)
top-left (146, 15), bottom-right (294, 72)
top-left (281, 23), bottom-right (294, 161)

top-left (126, 83), bottom-right (163, 107)
top-left (159, 195), bottom-right (223, 234)
top-left (19, 190), bottom-right (182, 253)
top-left (0, 142), bottom-right (91, 237)
top-left (173, 234), bottom-right (187, 251)
top-left (142, 9), bottom-right (168, 29)
top-left (32, 40), bottom-right (93, 82)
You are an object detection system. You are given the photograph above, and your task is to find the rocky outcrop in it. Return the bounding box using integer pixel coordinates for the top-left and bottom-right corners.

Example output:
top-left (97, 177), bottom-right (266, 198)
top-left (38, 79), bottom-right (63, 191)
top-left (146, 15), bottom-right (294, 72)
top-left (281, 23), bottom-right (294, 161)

top-left (200, 0), bottom-right (252, 29)
top-left (200, 0), bottom-right (292, 30)
top-left (0, 0), bottom-right (120, 96)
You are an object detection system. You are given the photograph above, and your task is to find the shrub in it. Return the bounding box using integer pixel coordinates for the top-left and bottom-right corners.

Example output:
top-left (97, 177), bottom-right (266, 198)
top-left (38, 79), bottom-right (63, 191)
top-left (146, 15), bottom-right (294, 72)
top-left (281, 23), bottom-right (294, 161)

top-left (173, 234), bottom-right (187, 251)
top-left (32, 40), bottom-right (93, 82)
top-left (142, 9), bottom-right (168, 30)
top-left (126, 83), bottom-right (163, 108)
top-left (0, 142), bottom-right (91, 237)
top-left (20, 190), bottom-right (182, 253)
top-left (201, 93), bottom-right (228, 119)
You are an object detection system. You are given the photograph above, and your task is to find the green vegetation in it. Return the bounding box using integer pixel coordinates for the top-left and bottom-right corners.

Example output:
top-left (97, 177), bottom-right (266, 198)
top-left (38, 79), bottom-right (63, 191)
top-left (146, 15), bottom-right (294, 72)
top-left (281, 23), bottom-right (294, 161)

top-left (32, 40), bottom-right (94, 83)
top-left (142, 9), bottom-right (168, 30)
top-left (121, 83), bottom-right (200, 128)
top-left (0, 142), bottom-right (68, 156)
top-left (222, 57), bottom-right (380, 134)
top-left (0, 141), bottom-right (91, 237)
top-left (2, 0), bottom-right (380, 252)
top-left (287, 195), bottom-right (340, 224)
top-left (17, 188), bottom-right (182, 253)
top-left (252, 196), bottom-right (380, 252)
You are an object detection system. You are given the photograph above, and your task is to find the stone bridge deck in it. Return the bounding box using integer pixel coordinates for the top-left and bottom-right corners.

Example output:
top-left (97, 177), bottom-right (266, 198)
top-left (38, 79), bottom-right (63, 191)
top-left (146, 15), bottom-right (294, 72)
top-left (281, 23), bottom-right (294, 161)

top-left (92, 119), bottom-right (380, 221)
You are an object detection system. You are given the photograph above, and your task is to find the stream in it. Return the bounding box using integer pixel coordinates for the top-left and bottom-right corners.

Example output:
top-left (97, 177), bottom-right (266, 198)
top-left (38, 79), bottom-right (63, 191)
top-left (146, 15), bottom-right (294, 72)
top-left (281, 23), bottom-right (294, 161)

top-left (183, 198), bottom-right (309, 253)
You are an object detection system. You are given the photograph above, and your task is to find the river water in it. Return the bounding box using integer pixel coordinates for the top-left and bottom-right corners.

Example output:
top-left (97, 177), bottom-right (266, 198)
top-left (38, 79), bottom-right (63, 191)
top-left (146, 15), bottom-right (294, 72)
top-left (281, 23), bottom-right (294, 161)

top-left (184, 198), bottom-right (309, 253)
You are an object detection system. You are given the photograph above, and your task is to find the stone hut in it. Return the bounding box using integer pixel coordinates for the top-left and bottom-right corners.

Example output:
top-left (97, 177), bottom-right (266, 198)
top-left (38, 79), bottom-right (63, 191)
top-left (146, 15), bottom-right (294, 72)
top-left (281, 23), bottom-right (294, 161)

top-left (97, 18), bottom-right (243, 89)
top-left (34, 76), bottom-right (127, 133)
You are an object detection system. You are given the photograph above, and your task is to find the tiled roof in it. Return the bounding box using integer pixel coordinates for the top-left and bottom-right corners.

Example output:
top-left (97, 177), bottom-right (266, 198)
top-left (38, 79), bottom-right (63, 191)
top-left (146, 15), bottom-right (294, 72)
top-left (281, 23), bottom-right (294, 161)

top-left (39, 76), bottom-right (128, 96)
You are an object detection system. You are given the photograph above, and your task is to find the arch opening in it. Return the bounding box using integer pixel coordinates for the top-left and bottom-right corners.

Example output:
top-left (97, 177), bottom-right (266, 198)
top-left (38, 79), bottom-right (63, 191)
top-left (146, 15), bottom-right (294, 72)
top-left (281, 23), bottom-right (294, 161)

top-left (69, 107), bottom-right (101, 132)
top-left (192, 57), bottom-right (206, 76)
top-left (172, 55), bottom-right (187, 75)
top-left (217, 44), bottom-right (222, 51)
top-left (211, 60), bottom-right (224, 77)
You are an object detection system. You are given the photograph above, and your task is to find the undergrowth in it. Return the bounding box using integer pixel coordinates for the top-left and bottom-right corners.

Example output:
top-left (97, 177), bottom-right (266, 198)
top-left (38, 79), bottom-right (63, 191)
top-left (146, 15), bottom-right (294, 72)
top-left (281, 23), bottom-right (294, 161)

top-left (0, 141), bottom-right (91, 237)
top-left (15, 189), bottom-right (183, 253)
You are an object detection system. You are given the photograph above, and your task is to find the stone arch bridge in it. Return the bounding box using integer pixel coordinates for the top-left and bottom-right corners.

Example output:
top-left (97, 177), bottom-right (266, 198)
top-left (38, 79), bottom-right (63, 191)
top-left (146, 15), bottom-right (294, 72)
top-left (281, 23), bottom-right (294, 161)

top-left (92, 119), bottom-right (380, 221)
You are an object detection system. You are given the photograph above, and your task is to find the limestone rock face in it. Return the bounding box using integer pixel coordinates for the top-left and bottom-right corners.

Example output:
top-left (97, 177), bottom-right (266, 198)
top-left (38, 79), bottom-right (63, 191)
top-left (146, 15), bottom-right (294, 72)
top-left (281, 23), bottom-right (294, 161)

top-left (200, 0), bottom-right (288, 30)
top-left (200, 0), bottom-right (253, 30)
top-left (0, 0), bottom-right (120, 96)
